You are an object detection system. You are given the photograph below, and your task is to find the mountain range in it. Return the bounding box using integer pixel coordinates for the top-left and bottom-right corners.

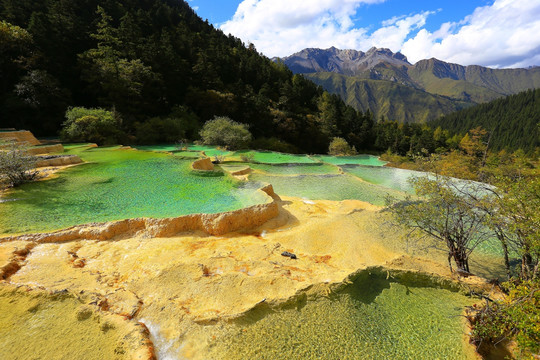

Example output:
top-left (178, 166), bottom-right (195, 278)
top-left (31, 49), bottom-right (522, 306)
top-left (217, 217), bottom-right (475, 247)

top-left (275, 47), bottom-right (540, 122)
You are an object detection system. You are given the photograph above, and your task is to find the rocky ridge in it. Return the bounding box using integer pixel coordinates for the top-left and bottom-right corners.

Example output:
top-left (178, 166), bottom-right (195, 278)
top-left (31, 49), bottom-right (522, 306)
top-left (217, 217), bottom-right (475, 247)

top-left (275, 47), bottom-right (540, 122)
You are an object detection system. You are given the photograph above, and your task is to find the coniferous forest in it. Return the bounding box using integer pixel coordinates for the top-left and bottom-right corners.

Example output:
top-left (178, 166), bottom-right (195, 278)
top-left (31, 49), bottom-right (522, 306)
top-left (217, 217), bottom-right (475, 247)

top-left (1, 0), bottom-right (538, 156)
top-left (0, 0), bottom-right (374, 153)
top-left (430, 88), bottom-right (540, 153)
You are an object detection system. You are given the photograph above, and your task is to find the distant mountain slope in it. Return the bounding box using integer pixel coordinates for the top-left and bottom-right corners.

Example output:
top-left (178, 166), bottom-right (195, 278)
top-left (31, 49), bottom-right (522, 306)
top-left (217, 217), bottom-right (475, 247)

top-left (277, 47), bottom-right (540, 122)
top-left (304, 72), bottom-right (470, 123)
top-left (429, 88), bottom-right (540, 153)
top-left (409, 58), bottom-right (540, 101)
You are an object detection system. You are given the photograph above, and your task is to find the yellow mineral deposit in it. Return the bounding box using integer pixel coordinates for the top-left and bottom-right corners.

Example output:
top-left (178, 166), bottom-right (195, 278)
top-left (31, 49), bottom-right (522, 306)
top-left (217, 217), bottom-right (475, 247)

top-left (0, 284), bottom-right (155, 360)
top-left (0, 130), bottom-right (41, 146)
top-left (191, 157), bottom-right (215, 171)
top-left (0, 192), bottom-right (502, 359)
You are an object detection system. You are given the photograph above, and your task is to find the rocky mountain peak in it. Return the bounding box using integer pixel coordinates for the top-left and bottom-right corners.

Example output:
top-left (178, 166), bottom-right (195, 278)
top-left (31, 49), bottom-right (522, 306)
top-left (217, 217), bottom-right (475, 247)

top-left (276, 46), bottom-right (410, 76)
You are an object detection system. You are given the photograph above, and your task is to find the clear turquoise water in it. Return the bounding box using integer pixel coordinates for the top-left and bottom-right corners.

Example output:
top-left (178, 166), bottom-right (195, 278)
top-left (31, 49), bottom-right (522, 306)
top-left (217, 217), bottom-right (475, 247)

top-left (219, 163), bottom-right (251, 173)
top-left (172, 150), bottom-right (202, 159)
top-left (235, 150), bottom-right (317, 164)
top-left (312, 155), bottom-right (387, 166)
top-left (0, 146), bottom-right (267, 234)
top-left (134, 145), bottom-right (181, 152)
top-left (134, 145), bottom-right (202, 159)
top-left (343, 165), bottom-right (423, 194)
top-left (249, 173), bottom-right (405, 206)
top-left (200, 268), bottom-right (475, 360)
top-left (186, 145), bottom-right (233, 158)
top-left (233, 162), bottom-right (340, 175)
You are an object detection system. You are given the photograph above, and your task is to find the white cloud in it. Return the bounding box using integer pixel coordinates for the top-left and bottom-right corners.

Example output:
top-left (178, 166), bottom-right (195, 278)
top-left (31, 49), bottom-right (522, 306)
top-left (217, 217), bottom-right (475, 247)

top-left (220, 0), bottom-right (540, 68)
top-left (401, 0), bottom-right (540, 67)
top-left (220, 0), bottom-right (430, 57)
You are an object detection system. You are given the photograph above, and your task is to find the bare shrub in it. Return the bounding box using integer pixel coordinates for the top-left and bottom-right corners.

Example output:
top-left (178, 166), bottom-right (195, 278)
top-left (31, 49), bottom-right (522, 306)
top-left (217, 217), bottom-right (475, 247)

top-left (0, 141), bottom-right (39, 187)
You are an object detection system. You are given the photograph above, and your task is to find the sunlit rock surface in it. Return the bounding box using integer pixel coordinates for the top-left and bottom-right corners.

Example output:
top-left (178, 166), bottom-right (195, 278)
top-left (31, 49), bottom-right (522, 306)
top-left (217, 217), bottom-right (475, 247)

top-left (0, 130), bottom-right (41, 146)
top-left (0, 143), bottom-right (504, 359)
top-left (191, 157), bottom-right (214, 171)
top-left (0, 196), bottom-right (502, 359)
top-left (0, 284), bottom-right (155, 360)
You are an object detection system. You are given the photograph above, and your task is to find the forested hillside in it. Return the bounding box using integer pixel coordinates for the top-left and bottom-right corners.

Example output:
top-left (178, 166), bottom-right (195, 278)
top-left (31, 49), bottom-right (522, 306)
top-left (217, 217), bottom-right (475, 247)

top-left (0, 0), bottom-right (372, 153)
top-left (430, 88), bottom-right (540, 153)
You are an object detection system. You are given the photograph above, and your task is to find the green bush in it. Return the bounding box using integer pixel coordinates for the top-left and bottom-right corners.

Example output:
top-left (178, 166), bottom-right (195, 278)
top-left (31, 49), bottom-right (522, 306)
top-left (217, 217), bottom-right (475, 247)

top-left (199, 116), bottom-right (251, 150)
top-left (470, 279), bottom-right (540, 358)
top-left (61, 107), bottom-right (123, 145)
top-left (328, 137), bottom-right (357, 156)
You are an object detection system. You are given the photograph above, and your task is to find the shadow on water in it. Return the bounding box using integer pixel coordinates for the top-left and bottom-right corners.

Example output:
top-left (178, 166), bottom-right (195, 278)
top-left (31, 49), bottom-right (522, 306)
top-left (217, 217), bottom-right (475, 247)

top-left (233, 293), bottom-right (310, 327)
top-left (202, 267), bottom-right (477, 359)
top-left (232, 267), bottom-right (465, 327)
top-left (341, 267), bottom-right (464, 305)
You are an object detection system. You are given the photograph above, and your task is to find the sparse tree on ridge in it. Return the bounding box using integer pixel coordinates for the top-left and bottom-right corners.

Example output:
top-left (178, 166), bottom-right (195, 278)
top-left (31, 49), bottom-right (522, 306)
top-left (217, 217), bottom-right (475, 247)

top-left (387, 174), bottom-right (492, 274)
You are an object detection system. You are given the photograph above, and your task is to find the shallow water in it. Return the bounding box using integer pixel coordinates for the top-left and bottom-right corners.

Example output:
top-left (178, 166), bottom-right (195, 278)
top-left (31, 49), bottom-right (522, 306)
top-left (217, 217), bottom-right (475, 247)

top-left (135, 144), bottom-right (182, 152)
top-left (0, 146), bottom-right (267, 234)
top-left (235, 150), bottom-right (317, 164)
top-left (235, 162), bottom-right (340, 175)
top-left (0, 286), bottom-right (134, 360)
top-left (249, 173), bottom-right (405, 205)
top-left (312, 154), bottom-right (387, 166)
top-left (343, 165), bottom-right (424, 194)
top-left (193, 269), bottom-right (475, 360)
top-left (187, 144), bottom-right (233, 158)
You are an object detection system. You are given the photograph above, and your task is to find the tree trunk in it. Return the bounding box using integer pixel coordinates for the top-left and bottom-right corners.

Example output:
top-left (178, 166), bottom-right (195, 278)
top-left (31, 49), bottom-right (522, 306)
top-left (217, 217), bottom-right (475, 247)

top-left (522, 252), bottom-right (533, 280)
top-left (496, 232), bottom-right (511, 279)
top-left (453, 247), bottom-right (470, 274)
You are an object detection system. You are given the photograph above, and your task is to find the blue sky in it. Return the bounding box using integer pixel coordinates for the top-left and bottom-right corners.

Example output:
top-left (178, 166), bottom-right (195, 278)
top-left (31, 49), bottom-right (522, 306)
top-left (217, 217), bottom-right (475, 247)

top-left (193, 0), bottom-right (486, 34)
top-left (189, 0), bottom-right (540, 68)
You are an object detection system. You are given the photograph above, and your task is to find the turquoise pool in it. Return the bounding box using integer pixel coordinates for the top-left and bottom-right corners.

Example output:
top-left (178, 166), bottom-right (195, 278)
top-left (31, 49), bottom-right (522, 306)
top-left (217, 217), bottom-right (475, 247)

top-left (0, 146), bottom-right (268, 234)
top-left (249, 173), bottom-right (405, 206)
top-left (312, 155), bottom-right (387, 166)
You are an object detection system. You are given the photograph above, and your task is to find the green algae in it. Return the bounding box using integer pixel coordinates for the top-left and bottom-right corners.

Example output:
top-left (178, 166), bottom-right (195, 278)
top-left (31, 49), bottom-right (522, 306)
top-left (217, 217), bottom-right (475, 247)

top-left (0, 146), bottom-right (267, 234)
top-left (312, 154), bottom-right (387, 166)
top-left (198, 269), bottom-right (475, 360)
top-left (249, 173), bottom-right (405, 205)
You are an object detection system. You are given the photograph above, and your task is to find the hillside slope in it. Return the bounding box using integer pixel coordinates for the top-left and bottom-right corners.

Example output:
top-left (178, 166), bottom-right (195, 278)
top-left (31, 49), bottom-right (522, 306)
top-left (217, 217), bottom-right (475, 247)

top-left (429, 88), bottom-right (540, 152)
top-left (304, 72), bottom-right (470, 123)
top-left (278, 47), bottom-right (540, 122)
